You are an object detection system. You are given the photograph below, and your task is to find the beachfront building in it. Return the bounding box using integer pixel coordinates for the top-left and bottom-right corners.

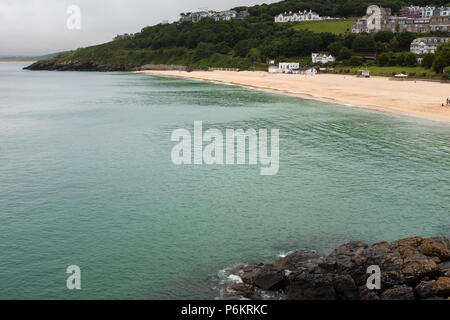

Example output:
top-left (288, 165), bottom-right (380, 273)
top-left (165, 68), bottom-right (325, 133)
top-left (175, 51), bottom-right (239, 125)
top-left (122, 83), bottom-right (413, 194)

top-left (410, 37), bottom-right (450, 54)
top-left (179, 9), bottom-right (249, 23)
top-left (274, 10), bottom-right (335, 23)
top-left (268, 63), bottom-right (280, 73)
top-left (278, 62), bottom-right (300, 73)
top-left (312, 53), bottom-right (335, 64)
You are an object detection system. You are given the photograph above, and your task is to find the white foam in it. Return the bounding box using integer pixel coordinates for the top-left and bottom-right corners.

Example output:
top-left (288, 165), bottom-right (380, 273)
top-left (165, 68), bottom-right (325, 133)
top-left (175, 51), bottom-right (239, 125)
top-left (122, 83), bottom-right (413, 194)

top-left (227, 274), bottom-right (243, 284)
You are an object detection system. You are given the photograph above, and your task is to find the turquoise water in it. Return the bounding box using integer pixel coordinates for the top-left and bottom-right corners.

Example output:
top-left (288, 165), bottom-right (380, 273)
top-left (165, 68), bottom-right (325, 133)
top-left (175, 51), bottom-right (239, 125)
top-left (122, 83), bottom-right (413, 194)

top-left (0, 62), bottom-right (449, 299)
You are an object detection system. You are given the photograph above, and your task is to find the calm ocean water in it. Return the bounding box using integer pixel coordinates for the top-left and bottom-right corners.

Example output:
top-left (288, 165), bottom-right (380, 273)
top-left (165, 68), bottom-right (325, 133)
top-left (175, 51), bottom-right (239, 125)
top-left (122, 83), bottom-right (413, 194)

top-left (0, 62), bottom-right (449, 299)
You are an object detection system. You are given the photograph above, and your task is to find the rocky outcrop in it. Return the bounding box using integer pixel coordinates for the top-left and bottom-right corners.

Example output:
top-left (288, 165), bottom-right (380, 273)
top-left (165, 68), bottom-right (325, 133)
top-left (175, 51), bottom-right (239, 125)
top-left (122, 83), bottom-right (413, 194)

top-left (23, 60), bottom-right (194, 72)
top-left (229, 236), bottom-right (450, 300)
top-left (23, 60), bottom-right (130, 72)
top-left (136, 64), bottom-right (189, 71)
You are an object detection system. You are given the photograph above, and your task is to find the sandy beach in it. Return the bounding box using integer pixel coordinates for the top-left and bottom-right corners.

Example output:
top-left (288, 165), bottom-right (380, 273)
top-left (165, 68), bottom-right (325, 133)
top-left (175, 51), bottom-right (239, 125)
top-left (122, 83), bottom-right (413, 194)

top-left (136, 70), bottom-right (450, 123)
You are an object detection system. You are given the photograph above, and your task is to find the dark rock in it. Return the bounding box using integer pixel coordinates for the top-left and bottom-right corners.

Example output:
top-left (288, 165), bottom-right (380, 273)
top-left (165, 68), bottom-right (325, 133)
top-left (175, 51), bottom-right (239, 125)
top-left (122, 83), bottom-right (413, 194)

top-left (333, 274), bottom-right (360, 300)
top-left (23, 60), bottom-right (130, 72)
top-left (230, 283), bottom-right (260, 300)
top-left (239, 264), bottom-right (286, 291)
top-left (276, 250), bottom-right (326, 273)
top-left (436, 277), bottom-right (450, 296)
top-left (418, 237), bottom-right (450, 261)
top-left (286, 273), bottom-right (337, 300)
top-left (227, 236), bottom-right (449, 300)
top-left (381, 285), bottom-right (415, 300)
top-left (359, 285), bottom-right (380, 300)
top-left (438, 261), bottom-right (450, 277)
top-left (415, 280), bottom-right (438, 299)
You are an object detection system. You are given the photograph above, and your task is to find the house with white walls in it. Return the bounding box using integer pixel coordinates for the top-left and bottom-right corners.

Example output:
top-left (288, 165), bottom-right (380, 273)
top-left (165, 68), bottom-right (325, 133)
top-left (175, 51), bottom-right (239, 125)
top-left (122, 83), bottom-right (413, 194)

top-left (312, 53), bottom-right (335, 64)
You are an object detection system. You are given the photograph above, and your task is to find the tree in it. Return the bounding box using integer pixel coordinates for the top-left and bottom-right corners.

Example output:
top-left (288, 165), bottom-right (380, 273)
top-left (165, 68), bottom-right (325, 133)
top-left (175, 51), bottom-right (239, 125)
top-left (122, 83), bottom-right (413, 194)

top-left (397, 32), bottom-right (415, 50)
top-left (349, 56), bottom-right (361, 66)
top-left (389, 37), bottom-right (399, 51)
top-left (338, 47), bottom-right (352, 60)
top-left (247, 48), bottom-right (261, 63)
top-left (421, 53), bottom-right (435, 69)
top-left (432, 42), bottom-right (450, 73)
top-left (433, 56), bottom-right (447, 73)
top-left (328, 41), bottom-right (343, 56)
top-left (234, 40), bottom-right (252, 57)
top-left (444, 66), bottom-right (450, 78)
top-left (396, 53), bottom-right (406, 66)
top-left (214, 42), bottom-right (231, 54)
top-left (320, 32), bottom-right (338, 49)
top-left (405, 52), bottom-right (417, 67)
top-left (352, 35), bottom-right (376, 52)
top-left (195, 42), bottom-right (214, 60)
top-left (377, 53), bottom-right (390, 66)
top-left (374, 30), bottom-right (394, 43)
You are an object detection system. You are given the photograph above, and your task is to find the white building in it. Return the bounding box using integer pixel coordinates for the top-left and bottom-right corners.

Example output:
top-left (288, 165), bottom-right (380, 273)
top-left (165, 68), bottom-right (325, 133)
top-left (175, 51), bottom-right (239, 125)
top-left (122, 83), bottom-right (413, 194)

top-left (434, 7), bottom-right (450, 17)
top-left (214, 10), bottom-right (237, 21)
top-left (351, 5), bottom-right (392, 33)
top-left (312, 53), bottom-right (335, 64)
top-left (278, 62), bottom-right (300, 73)
top-left (179, 9), bottom-right (248, 23)
top-left (419, 6), bottom-right (436, 18)
top-left (268, 64), bottom-right (280, 73)
top-left (274, 10), bottom-right (324, 23)
top-left (410, 37), bottom-right (450, 54)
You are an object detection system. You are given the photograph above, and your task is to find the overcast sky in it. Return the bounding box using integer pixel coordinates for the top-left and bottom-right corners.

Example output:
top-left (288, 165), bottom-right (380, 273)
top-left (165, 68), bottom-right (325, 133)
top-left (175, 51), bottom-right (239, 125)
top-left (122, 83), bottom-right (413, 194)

top-left (0, 0), bottom-right (279, 56)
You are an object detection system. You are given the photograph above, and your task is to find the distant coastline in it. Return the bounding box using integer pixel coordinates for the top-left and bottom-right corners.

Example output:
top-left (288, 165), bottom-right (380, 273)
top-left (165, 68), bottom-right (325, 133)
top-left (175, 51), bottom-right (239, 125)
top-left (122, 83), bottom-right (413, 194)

top-left (0, 59), bottom-right (37, 62)
top-left (136, 70), bottom-right (450, 124)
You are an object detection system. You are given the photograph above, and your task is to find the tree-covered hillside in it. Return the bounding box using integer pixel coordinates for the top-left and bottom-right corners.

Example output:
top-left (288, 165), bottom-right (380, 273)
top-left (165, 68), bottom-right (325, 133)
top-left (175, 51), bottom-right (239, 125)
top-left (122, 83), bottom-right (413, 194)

top-left (26, 0), bottom-right (450, 73)
top-left (237, 0), bottom-right (450, 18)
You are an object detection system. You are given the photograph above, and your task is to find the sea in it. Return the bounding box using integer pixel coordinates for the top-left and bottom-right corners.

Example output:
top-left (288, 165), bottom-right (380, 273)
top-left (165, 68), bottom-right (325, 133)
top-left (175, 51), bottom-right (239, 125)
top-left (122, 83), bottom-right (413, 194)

top-left (0, 61), bottom-right (449, 299)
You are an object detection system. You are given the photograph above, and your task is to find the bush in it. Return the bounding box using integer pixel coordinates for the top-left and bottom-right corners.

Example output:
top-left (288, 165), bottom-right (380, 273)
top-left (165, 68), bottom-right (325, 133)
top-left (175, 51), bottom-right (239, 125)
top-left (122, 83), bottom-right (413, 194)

top-left (405, 52), bottom-right (417, 67)
top-left (349, 56), bottom-right (361, 66)
top-left (377, 53), bottom-right (390, 66)
top-left (396, 53), bottom-right (406, 66)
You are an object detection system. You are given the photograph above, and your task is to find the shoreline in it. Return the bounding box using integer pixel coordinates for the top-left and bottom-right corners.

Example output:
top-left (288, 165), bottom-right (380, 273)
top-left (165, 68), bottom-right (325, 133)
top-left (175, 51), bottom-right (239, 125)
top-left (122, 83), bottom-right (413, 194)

top-left (135, 70), bottom-right (450, 124)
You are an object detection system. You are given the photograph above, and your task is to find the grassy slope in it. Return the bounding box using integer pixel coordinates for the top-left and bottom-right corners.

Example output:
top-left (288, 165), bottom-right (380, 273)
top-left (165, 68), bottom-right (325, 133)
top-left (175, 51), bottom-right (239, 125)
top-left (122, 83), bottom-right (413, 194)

top-left (292, 19), bottom-right (356, 35)
top-left (333, 66), bottom-right (438, 78)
